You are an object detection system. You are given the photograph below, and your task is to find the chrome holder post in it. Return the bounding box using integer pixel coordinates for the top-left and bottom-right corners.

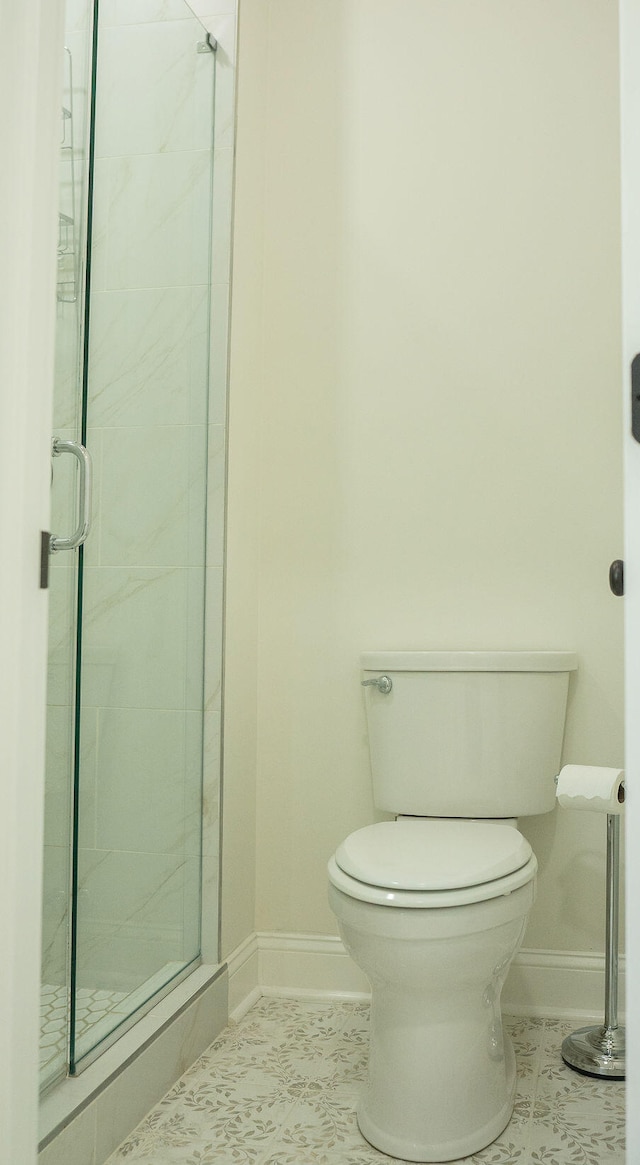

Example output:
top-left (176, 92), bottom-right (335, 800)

top-left (561, 812), bottom-right (625, 1078)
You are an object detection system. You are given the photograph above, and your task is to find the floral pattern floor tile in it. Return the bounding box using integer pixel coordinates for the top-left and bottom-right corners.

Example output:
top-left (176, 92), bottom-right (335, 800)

top-left (105, 997), bottom-right (625, 1165)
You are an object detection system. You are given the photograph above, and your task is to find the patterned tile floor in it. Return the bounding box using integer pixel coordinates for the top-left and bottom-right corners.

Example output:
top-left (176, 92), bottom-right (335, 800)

top-left (105, 997), bottom-right (625, 1164)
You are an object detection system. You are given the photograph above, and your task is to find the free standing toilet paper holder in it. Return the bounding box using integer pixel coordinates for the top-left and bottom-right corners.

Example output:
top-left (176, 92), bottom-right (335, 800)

top-left (556, 778), bottom-right (625, 1079)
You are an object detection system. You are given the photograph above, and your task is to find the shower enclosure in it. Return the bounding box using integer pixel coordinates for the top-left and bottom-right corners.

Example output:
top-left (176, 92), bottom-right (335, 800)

top-left (41, 0), bottom-right (218, 1088)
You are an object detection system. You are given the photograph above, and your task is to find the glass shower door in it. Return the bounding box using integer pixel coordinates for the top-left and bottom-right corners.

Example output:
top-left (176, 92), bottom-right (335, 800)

top-left (71, 2), bottom-right (216, 1071)
top-left (41, 0), bottom-right (216, 1085)
top-left (41, 0), bottom-right (95, 1091)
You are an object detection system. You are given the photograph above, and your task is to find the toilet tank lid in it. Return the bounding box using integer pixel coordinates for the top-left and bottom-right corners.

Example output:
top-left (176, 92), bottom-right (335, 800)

top-left (335, 820), bottom-right (533, 891)
top-left (360, 651), bottom-right (578, 672)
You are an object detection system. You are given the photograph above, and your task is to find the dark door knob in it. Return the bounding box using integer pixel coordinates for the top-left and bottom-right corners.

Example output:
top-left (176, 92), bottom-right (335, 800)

top-left (609, 560), bottom-right (624, 597)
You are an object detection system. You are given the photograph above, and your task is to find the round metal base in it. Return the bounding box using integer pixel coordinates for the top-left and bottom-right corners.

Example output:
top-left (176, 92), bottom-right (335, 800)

top-left (561, 1025), bottom-right (625, 1079)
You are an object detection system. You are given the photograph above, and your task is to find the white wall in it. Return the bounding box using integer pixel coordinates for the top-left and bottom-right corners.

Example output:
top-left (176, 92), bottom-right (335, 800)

top-left (227, 0), bottom-right (624, 955)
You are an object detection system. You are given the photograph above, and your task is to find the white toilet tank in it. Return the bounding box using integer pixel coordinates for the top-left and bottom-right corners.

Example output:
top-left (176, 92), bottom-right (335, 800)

top-left (361, 651), bottom-right (577, 818)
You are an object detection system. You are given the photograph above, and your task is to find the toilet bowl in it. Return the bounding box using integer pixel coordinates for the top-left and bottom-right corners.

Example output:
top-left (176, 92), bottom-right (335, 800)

top-left (328, 651), bottom-right (576, 1162)
top-left (328, 818), bottom-right (536, 1162)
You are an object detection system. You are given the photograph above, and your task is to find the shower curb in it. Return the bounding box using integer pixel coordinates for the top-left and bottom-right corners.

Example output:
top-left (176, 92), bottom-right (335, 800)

top-left (38, 964), bottom-right (227, 1165)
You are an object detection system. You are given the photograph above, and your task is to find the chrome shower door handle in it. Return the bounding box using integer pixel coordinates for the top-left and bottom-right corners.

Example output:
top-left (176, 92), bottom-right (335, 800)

top-left (50, 438), bottom-right (93, 553)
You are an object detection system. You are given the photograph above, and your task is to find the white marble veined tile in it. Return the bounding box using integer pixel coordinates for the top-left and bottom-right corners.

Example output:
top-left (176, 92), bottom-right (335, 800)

top-left (103, 0), bottom-right (196, 25)
top-left (199, 708), bottom-right (220, 963)
top-left (46, 565), bottom-right (78, 707)
top-left (76, 707), bottom-right (99, 849)
top-left (94, 0), bottom-right (118, 25)
top-left (203, 565), bottom-right (223, 713)
top-left (76, 642), bottom-right (119, 712)
top-left (88, 157), bottom-right (109, 295)
top-left (184, 709), bottom-right (207, 859)
top-left (43, 705), bottom-right (75, 848)
top-left (209, 281), bottom-right (230, 425)
top-left (94, 0), bottom-right (118, 24)
top-left (53, 300), bottom-right (83, 430)
top-left (76, 852), bottom-right (188, 941)
top-left (72, 854), bottom-right (200, 991)
top-left (93, 707), bottom-right (193, 855)
top-left (189, 0), bottom-right (237, 20)
top-left (94, 20), bottom-right (214, 159)
top-left (102, 150), bottom-right (212, 291)
top-left (201, 709), bottom-right (221, 856)
top-left (204, 424), bottom-right (225, 568)
top-left (40, 845), bottom-right (71, 987)
top-left (80, 567), bottom-right (191, 710)
top-left (181, 855), bottom-right (202, 965)
top-left (185, 566), bottom-right (207, 710)
top-left (213, 44), bottom-right (236, 148)
top-left (44, 704), bottom-right (98, 850)
top-left (63, 0), bottom-right (93, 33)
top-left (75, 919), bottom-right (184, 997)
top-left (88, 287), bottom-right (209, 428)
top-left (211, 146), bottom-right (234, 281)
top-left (98, 425), bottom-right (206, 570)
top-left (186, 424), bottom-right (210, 568)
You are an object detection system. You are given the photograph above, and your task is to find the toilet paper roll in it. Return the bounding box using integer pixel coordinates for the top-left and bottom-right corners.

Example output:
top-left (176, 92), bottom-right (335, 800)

top-left (556, 765), bottom-right (625, 814)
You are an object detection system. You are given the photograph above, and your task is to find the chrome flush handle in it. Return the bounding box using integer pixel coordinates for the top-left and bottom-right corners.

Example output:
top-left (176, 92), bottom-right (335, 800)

top-left (361, 675), bottom-right (393, 694)
top-left (50, 438), bottom-right (93, 553)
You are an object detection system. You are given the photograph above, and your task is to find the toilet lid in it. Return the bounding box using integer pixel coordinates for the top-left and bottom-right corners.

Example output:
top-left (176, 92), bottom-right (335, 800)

top-left (328, 852), bottom-right (537, 908)
top-left (334, 820), bottom-right (532, 891)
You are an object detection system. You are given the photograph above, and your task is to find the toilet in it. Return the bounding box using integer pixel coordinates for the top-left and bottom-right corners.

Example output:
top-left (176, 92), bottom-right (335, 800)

top-left (328, 650), bottom-right (577, 1163)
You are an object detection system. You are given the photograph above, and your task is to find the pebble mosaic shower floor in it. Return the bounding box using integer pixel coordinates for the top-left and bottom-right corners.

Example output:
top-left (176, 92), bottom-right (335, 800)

top-left (105, 996), bottom-right (625, 1165)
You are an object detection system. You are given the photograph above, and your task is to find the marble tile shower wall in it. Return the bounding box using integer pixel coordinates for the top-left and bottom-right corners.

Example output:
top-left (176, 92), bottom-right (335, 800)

top-left (45, 0), bottom-right (236, 998)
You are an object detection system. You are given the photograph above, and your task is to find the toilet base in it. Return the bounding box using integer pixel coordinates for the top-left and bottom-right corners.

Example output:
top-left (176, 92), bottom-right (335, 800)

top-left (328, 879), bottom-right (535, 1164)
top-left (356, 1034), bottom-right (516, 1163)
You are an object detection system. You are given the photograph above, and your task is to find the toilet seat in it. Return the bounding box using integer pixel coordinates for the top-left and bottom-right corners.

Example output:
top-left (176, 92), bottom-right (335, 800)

top-left (329, 819), bottom-right (537, 909)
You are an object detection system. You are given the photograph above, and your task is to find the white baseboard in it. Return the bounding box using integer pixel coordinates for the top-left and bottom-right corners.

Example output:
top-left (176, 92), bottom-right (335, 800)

top-left (503, 948), bottom-right (626, 1021)
top-left (225, 932), bottom-right (260, 1021)
top-left (226, 931), bottom-right (625, 1025)
top-left (259, 932), bottom-right (371, 1000)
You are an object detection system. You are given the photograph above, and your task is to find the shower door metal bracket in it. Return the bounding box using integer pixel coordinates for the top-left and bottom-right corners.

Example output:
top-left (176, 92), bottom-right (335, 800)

top-left (197, 33), bottom-right (217, 53)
